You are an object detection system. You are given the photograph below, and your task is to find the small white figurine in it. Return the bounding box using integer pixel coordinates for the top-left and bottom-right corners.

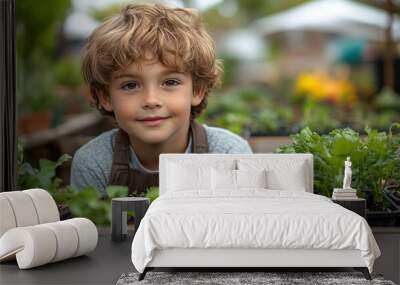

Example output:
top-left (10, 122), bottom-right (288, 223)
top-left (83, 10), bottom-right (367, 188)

top-left (342, 157), bottom-right (352, 190)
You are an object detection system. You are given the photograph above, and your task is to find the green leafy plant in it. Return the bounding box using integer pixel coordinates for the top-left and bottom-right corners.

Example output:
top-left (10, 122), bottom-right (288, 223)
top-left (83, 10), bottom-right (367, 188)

top-left (66, 185), bottom-right (129, 226)
top-left (375, 88), bottom-right (400, 111)
top-left (17, 139), bottom-right (73, 208)
top-left (17, 139), bottom-right (72, 193)
top-left (17, 58), bottom-right (59, 114)
top-left (200, 88), bottom-right (293, 135)
top-left (17, 140), bottom-right (130, 225)
top-left (17, 140), bottom-right (154, 225)
top-left (68, 186), bottom-right (160, 226)
top-left (276, 124), bottom-right (400, 211)
top-left (54, 57), bottom-right (83, 88)
top-left (300, 99), bottom-right (340, 133)
top-left (145, 187), bottom-right (159, 203)
top-left (39, 184), bottom-right (130, 226)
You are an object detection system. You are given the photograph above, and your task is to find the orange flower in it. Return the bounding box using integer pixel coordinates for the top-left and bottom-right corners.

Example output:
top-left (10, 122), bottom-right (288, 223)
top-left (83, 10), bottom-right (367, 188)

top-left (294, 72), bottom-right (357, 106)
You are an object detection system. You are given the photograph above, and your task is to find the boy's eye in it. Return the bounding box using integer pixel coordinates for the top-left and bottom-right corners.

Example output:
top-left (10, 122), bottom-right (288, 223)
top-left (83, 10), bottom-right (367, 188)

top-left (163, 79), bottom-right (180, 87)
top-left (121, 81), bottom-right (140, 90)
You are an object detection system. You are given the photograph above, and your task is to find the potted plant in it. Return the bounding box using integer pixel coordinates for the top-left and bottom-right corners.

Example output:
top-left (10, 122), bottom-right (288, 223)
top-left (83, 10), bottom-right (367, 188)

top-left (17, 96), bottom-right (56, 135)
top-left (276, 124), bottom-right (400, 226)
top-left (17, 61), bottom-right (60, 135)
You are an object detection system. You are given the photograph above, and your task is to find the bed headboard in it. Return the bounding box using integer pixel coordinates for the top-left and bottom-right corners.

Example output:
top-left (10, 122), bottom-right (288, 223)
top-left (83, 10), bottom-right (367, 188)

top-left (159, 153), bottom-right (314, 195)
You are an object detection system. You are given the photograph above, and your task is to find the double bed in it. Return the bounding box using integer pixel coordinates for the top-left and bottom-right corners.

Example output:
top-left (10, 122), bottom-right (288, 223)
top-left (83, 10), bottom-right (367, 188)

top-left (131, 154), bottom-right (381, 281)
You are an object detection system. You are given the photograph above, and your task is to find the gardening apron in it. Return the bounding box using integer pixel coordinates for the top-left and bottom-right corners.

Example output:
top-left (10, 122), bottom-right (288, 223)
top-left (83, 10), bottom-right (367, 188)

top-left (109, 120), bottom-right (209, 196)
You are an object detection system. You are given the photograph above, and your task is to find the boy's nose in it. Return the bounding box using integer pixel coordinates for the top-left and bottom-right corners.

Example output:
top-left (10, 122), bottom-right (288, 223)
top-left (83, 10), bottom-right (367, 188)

top-left (141, 88), bottom-right (162, 109)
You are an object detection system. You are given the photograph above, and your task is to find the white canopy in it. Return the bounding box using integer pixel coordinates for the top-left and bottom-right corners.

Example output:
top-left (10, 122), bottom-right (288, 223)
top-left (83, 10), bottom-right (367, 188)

top-left (252, 0), bottom-right (400, 41)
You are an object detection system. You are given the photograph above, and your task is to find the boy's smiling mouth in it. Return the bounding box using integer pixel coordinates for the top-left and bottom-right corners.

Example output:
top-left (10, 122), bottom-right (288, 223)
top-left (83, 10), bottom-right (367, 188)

top-left (136, 115), bottom-right (171, 127)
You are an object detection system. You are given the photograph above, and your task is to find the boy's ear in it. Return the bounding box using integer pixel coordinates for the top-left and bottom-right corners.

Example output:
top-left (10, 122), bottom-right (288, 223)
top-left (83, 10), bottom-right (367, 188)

top-left (97, 91), bottom-right (113, 112)
top-left (191, 88), bottom-right (206, 107)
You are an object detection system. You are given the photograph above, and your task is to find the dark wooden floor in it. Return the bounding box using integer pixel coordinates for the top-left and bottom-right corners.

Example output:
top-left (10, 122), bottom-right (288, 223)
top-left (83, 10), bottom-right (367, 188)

top-left (1, 227), bottom-right (398, 284)
top-left (0, 228), bottom-right (134, 285)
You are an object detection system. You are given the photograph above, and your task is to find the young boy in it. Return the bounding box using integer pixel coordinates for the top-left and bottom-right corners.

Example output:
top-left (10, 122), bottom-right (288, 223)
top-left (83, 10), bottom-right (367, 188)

top-left (70, 4), bottom-right (252, 198)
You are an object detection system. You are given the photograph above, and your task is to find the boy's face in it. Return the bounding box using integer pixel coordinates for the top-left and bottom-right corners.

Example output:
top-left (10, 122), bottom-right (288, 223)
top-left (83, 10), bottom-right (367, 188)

top-left (99, 58), bottom-right (204, 147)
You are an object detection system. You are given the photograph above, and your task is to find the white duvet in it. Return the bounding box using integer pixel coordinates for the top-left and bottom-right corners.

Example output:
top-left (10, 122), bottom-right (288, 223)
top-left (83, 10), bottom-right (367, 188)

top-left (131, 190), bottom-right (380, 273)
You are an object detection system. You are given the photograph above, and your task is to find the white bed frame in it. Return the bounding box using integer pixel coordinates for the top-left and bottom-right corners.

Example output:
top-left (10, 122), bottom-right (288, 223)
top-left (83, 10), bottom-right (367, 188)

top-left (139, 154), bottom-right (371, 280)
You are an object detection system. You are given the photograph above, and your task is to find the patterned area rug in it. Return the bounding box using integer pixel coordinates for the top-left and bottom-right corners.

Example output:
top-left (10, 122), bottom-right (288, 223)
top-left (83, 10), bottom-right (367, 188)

top-left (116, 271), bottom-right (396, 285)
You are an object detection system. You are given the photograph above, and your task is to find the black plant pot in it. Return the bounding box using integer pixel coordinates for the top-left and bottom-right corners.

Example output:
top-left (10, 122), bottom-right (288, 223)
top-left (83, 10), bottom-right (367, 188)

top-left (366, 210), bottom-right (399, 227)
top-left (385, 188), bottom-right (400, 226)
top-left (365, 190), bottom-right (400, 227)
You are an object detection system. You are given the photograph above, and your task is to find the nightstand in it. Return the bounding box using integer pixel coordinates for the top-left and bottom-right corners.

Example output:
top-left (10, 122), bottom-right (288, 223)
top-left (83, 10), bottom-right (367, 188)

top-left (332, 198), bottom-right (366, 218)
top-left (111, 197), bottom-right (150, 242)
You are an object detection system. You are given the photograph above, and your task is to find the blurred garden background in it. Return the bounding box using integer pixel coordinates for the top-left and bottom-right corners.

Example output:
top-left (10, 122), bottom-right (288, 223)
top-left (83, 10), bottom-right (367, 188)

top-left (16, 0), bottom-right (400, 225)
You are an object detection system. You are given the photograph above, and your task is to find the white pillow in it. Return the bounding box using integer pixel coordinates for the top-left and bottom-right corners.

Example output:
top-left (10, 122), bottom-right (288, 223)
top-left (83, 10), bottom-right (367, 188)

top-left (236, 169), bottom-right (267, 189)
top-left (167, 163), bottom-right (211, 191)
top-left (211, 169), bottom-right (268, 191)
top-left (237, 159), bottom-right (308, 191)
top-left (266, 162), bottom-right (307, 191)
top-left (211, 168), bottom-right (236, 190)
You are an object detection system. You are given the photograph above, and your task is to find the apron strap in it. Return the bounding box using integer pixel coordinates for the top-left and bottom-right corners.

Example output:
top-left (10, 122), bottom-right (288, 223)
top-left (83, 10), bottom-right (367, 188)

top-left (128, 169), bottom-right (159, 197)
top-left (109, 129), bottom-right (130, 186)
top-left (190, 120), bottom-right (209, 153)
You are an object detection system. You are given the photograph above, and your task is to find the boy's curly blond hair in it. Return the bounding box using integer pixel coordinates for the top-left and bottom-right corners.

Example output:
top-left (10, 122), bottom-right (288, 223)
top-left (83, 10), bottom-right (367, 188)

top-left (81, 4), bottom-right (223, 119)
